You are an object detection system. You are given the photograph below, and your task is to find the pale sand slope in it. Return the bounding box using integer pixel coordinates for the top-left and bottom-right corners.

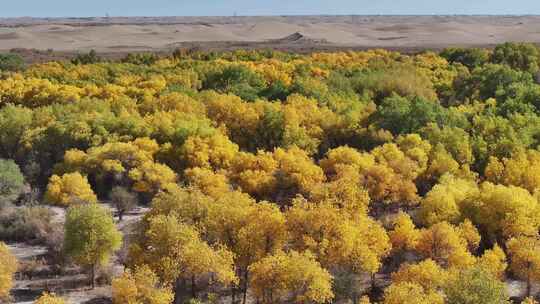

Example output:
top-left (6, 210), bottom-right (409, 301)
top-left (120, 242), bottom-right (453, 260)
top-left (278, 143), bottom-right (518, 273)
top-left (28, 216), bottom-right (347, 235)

top-left (0, 15), bottom-right (540, 52)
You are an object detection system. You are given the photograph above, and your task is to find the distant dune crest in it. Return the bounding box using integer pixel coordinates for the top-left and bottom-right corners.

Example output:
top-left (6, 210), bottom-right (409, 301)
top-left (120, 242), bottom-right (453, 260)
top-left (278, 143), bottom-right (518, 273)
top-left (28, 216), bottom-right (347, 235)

top-left (0, 15), bottom-right (540, 53)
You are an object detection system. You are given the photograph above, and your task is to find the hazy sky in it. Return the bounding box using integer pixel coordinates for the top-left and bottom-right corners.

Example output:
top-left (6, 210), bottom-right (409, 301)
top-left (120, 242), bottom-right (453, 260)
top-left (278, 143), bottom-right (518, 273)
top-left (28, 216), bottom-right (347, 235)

top-left (2, 0), bottom-right (540, 17)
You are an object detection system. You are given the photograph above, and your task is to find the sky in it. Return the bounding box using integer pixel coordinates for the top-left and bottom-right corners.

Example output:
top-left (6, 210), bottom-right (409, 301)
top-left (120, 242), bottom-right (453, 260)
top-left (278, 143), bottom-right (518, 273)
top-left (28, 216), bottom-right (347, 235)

top-left (2, 0), bottom-right (540, 17)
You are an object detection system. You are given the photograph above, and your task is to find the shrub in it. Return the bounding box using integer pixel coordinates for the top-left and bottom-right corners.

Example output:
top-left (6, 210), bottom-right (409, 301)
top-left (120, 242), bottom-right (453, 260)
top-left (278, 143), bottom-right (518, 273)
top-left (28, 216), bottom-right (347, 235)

top-left (0, 206), bottom-right (57, 243)
top-left (0, 53), bottom-right (25, 71)
top-left (71, 50), bottom-right (102, 65)
top-left (0, 158), bottom-right (25, 207)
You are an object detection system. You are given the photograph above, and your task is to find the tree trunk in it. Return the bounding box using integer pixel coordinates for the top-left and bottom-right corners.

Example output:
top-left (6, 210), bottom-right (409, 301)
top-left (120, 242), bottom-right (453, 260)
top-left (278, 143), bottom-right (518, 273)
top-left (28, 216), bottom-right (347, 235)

top-left (242, 270), bottom-right (249, 304)
top-left (173, 278), bottom-right (182, 304)
top-left (118, 211), bottom-right (124, 222)
top-left (191, 274), bottom-right (197, 298)
top-left (527, 263), bottom-right (532, 297)
top-left (90, 264), bottom-right (96, 289)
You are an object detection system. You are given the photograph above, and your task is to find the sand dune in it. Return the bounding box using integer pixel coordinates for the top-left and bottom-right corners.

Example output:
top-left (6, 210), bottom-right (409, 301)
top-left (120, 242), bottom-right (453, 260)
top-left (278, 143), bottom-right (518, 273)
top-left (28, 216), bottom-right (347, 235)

top-left (1, 15), bottom-right (540, 53)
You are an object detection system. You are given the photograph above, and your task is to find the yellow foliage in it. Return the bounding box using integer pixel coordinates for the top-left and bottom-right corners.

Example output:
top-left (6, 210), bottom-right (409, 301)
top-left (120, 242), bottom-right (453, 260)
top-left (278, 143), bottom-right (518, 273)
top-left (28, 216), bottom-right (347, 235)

top-left (0, 242), bottom-right (17, 301)
top-left (420, 174), bottom-right (479, 225)
top-left (236, 202), bottom-right (288, 267)
top-left (129, 161), bottom-right (177, 194)
top-left (229, 151), bottom-right (278, 199)
top-left (45, 172), bottom-right (97, 206)
top-left (507, 236), bottom-right (540, 291)
top-left (184, 167), bottom-right (231, 197)
top-left (308, 165), bottom-right (371, 217)
top-left (476, 245), bottom-right (507, 279)
top-left (35, 293), bottom-right (66, 304)
top-left (383, 282), bottom-right (444, 304)
top-left (112, 265), bottom-right (173, 304)
top-left (249, 250), bottom-right (334, 304)
top-left (391, 259), bottom-right (448, 290)
top-left (182, 133), bottom-right (239, 170)
top-left (286, 199), bottom-right (390, 274)
top-left (415, 221), bottom-right (476, 269)
top-left (475, 182), bottom-right (540, 239)
top-left (522, 297), bottom-right (539, 304)
top-left (136, 214), bottom-right (237, 285)
top-left (485, 150), bottom-right (540, 193)
top-left (389, 212), bottom-right (420, 252)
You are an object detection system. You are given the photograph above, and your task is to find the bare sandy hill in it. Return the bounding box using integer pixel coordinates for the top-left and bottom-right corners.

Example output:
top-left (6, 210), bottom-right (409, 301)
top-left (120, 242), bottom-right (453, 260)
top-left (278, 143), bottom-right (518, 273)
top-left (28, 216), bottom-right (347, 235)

top-left (0, 15), bottom-right (540, 54)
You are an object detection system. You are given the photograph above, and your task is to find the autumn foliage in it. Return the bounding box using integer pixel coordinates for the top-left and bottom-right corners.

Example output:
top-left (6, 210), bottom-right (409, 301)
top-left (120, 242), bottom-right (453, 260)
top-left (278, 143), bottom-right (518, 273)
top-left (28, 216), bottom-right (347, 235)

top-left (2, 43), bottom-right (540, 303)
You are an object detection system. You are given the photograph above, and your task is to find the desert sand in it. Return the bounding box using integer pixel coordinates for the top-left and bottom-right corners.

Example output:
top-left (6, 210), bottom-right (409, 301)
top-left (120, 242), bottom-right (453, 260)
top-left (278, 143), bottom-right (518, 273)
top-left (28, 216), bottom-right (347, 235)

top-left (0, 15), bottom-right (540, 55)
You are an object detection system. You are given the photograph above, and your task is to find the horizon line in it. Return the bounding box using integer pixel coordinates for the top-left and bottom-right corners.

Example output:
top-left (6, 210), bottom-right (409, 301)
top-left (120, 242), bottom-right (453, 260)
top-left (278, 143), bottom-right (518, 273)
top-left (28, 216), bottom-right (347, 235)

top-left (2, 14), bottom-right (540, 19)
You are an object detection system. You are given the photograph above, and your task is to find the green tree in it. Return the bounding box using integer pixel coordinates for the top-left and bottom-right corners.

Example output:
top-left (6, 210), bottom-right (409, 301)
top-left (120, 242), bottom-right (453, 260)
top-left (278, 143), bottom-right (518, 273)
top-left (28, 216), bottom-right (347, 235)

top-left (110, 186), bottom-right (138, 221)
top-left (444, 266), bottom-right (510, 304)
top-left (441, 47), bottom-right (490, 70)
top-left (203, 65), bottom-right (266, 101)
top-left (0, 159), bottom-right (24, 207)
top-left (374, 94), bottom-right (449, 135)
top-left (64, 203), bottom-right (122, 288)
top-left (491, 42), bottom-right (540, 73)
top-left (0, 53), bottom-right (25, 71)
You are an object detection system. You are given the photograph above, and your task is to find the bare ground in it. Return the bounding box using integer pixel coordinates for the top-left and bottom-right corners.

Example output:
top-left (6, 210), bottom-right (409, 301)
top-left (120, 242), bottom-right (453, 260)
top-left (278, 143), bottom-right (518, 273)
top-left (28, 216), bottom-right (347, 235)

top-left (1, 15), bottom-right (540, 63)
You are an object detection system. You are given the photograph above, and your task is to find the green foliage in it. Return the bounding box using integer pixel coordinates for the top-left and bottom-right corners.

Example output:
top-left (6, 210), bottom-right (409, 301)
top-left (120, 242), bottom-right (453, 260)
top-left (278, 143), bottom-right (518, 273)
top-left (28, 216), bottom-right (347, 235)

top-left (491, 42), bottom-right (540, 73)
top-left (203, 65), bottom-right (266, 101)
top-left (374, 94), bottom-right (449, 135)
top-left (0, 158), bottom-right (25, 206)
top-left (444, 267), bottom-right (510, 304)
top-left (0, 53), bottom-right (25, 71)
top-left (122, 52), bottom-right (160, 65)
top-left (4, 45), bottom-right (540, 303)
top-left (441, 47), bottom-right (490, 70)
top-left (110, 186), bottom-right (138, 221)
top-left (71, 50), bottom-right (102, 65)
top-left (459, 63), bottom-right (533, 100)
top-left (64, 203), bottom-right (122, 287)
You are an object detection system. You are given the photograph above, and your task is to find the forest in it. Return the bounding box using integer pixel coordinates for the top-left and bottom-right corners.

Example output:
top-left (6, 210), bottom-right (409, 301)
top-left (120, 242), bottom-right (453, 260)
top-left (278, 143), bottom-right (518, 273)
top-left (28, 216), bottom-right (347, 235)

top-left (1, 43), bottom-right (540, 304)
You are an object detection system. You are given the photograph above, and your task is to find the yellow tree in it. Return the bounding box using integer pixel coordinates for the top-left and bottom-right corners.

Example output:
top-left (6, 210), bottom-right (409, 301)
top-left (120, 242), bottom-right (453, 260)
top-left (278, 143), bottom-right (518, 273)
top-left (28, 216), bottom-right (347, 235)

top-left (272, 147), bottom-right (325, 203)
top-left (112, 265), bottom-right (174, 304)
top-left (181, 133), bottom-right (239, 170)
top-left (45, 172), bottom-right (97, 206)
top-left (35, 293), bottom-right (66, 304)
top-left (383, 282), bottom-right (444, 304)
top-left (0, 242), bottom-right (17, 301)
top-left (143, 185), bottom-right (214, 231)
top-left (476, 245), bottom-right (507, 279)
top-left (128, 161), bottom-right (177, 197)
top-left (130, 214), bottom-right (236, 300)
top-left (507, 236), bottom-right (540, 297)
top-left (391, 259), bottom-right (448, 290)
top-left (485, 150), bottom-right (540, 193)
top-left (57, 138), bottom-right (172, 199)
top-left (184, 167), bottom-right (231, 197)
top-left (389, 212), bottom-right (420, 253)
top-left (473, 182), bottom-right (540, 241)
top-left (235, 202), bottom-right (288, 304)
top-left (286, 198), bottom-right (390, 293)
top-left (249, 250), bottom-right (334, 304)
top-left (415, 221), bottom-right (477, 269)
top-left (320, 145), bottom-right (421, 206)
top-left (419, 173), bottom-right (479, 225)
top-left (310, 162), bottom-right (371, 217)
top-left (522, 298), bottom-right (539, 304)
top-left (228, 150), bottom-right (278, 200)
